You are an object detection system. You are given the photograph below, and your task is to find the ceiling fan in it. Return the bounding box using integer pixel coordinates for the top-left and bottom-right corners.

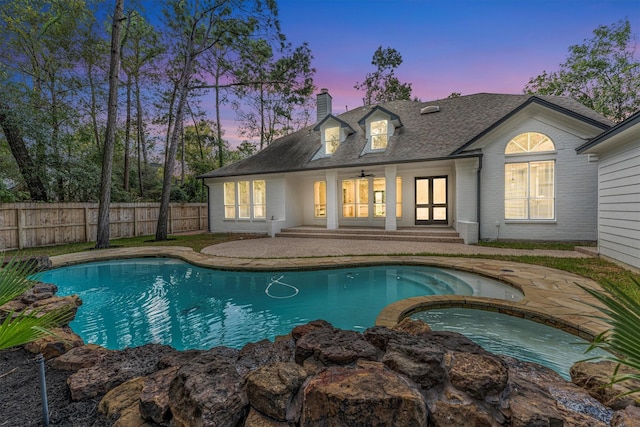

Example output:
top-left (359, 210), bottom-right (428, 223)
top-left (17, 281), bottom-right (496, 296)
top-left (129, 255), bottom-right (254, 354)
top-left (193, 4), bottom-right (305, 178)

top-left (355, 170), bottom-right (375, 178)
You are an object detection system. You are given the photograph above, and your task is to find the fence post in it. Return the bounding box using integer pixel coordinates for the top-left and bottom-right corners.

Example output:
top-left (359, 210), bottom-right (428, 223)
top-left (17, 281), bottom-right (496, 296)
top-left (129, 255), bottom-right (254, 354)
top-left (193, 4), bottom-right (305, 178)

top-left (84, 206), bottom-right (91, 243)
top-left (169, 204), bottom-right (173, 234)
top-left (133, 205), bottom-right (138, 236)
top-left (17, 206), bottom-right (25, 250)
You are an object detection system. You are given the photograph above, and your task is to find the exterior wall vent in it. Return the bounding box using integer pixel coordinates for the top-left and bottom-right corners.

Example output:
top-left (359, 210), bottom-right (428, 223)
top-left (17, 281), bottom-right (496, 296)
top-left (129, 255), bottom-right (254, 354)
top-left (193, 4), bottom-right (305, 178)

top-left (420, 105), bottom-right (440, 115)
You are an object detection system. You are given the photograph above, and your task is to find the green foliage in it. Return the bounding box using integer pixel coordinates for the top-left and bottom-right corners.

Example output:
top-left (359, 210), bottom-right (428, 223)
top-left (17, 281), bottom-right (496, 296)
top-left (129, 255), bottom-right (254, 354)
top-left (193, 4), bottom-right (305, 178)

top-left (0, 257), bottom-right (73, 350)
top-left (525, 20), bottom-right (640, 123)
top-left (579, 278), bottom-right (640, 395)
top-left (234, 39), bottom-right (316, 149)
top-left (354, 46), bottom-right (413, 105)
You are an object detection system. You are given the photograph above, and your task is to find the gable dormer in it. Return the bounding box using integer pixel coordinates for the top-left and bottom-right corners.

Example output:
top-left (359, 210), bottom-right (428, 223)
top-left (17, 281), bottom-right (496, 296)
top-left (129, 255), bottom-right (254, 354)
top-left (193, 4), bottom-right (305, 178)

top-left (358, 106), bottom-right (402, 153)
top-left (312, 115), bottom-right (355, 159)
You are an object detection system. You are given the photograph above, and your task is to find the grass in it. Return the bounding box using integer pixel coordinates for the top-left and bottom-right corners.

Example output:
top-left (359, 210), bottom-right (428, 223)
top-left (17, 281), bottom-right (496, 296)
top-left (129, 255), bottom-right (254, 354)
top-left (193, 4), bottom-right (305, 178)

top-left (2, 232), bottom-right (266, 257)
top-left (476, 240), bottom-right (597, 251)
top-left (3, 233), bottom-right (639, 302)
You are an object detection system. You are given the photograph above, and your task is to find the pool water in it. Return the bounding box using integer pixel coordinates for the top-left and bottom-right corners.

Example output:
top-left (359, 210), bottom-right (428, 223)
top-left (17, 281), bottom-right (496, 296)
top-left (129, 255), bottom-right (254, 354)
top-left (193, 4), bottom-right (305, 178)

top-left (413, 308), bottom-right (607, 379)
top-left (38, 258), bottom-right (522, 351)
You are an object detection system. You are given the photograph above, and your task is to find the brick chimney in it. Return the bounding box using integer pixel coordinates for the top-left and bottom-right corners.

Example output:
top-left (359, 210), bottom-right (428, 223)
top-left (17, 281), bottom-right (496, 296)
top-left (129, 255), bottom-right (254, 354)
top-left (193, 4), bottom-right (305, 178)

top-left (316, 88), bottom-right (332, 123)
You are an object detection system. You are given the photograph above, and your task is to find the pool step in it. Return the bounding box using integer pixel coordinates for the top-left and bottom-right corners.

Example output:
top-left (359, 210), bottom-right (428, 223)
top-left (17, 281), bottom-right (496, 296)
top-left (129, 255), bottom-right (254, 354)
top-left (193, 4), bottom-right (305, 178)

top-left (275, 227), bottom-right (464, 244)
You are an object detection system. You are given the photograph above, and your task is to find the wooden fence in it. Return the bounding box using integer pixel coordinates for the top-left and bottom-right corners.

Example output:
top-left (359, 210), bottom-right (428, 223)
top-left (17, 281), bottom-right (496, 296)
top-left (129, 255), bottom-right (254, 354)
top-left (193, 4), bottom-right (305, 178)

top-left (0, 202), bottom-right (208, 250)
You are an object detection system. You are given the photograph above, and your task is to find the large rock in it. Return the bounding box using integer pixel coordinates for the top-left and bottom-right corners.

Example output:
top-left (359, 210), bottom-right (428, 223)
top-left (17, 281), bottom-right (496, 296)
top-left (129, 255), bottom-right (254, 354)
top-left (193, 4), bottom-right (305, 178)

top-left (236, 338), bottom-right (295, 377)
top-left (168, 347), bottom-right (247, 427)
top-left (430, 392), bottom-right (498, 427)
top-left (611, 405), bottom-right (640, 427)
top-left (51, 344), bottom-right (110, 370)
top-left (67, 344), bottom-right (174, 401)
top-left (98, 376), bottom-right (149, 427)
top-left (24, 326), bottom-right (84, 359)
top-left (448, 352), bottom-right (508, 400)
top-left (245, 362), bottom-right (307, 421)
top-left (382, 337), bottom-right (446, 389)
top-left (501, 356), bottom-right (613, 427)
top-left (571, 360), bottom-right (640, 409)
top-left (139, 366), bottom-right (179, 425)
top-left (295, 328), bottom-right (379, 365)
top-left (300, 363), bottom-right (428, 427)
top-left (244, 408), bottom-right (288, 427)
top-left (392, 317), bottom-right (432, 334)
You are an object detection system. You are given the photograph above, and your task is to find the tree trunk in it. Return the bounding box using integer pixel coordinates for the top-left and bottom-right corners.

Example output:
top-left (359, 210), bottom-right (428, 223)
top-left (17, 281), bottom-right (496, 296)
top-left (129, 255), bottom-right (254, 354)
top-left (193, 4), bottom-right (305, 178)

top-left (135, 73), bottom-right (145, 197)
top-left (96, 0), bottom-right (124, 249)
top-left (0, 103), bottom-right (49, 202)
top-left (156, 55), bottom-right (194, 241)
top-left (123, 73), bottom-right (132, 191)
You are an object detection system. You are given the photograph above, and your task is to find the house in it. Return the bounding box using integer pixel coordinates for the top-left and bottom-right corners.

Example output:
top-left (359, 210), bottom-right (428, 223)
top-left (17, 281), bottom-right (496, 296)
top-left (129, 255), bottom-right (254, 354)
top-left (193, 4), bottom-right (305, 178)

top-left (199, 91), bottom-right (612, 244)
top-left (577, 110), bottom-right (640, 270)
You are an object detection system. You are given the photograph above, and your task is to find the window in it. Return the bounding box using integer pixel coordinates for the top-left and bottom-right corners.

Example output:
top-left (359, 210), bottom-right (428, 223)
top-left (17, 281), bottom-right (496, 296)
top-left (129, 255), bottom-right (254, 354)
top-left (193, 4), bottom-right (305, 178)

top-left (253, 180), bottom-right (266, 218)
top-left (342, 177), bottom-right (401, 218)
top-left (505, 132), bottom-right (554, 154)
top-left (224, 182), bottom-right (236, 219)
top-left (325, 127), bottom-right (340, 154)
top-left (504, 133), bottom-right (556, 220)
top-left (342, 179), bottom-right (369, 217)
top-left (505, 161), bottom-right (555, 219)
top-left (224, 180), bottom-right (266, 219)
top-left (314, 181), bottom-right (326, 217)
top-left (370, 120), bottom-right (388, 150)
top-left (238, 181), bottom-right (250, 218)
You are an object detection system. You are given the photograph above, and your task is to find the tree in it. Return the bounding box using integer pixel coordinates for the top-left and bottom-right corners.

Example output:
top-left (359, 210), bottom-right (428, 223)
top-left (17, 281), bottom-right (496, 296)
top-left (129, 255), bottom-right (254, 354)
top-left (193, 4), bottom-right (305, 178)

top-left (354, 46), bottom-right (413, 106)
top-left (234, 40), bottom-right (315, 150)
top-left (155, 0), bottom-right (282, 241)
top-left (525, 20), bottom-right (640, 123)
top-left (96, 0), bottom-right (125, 249)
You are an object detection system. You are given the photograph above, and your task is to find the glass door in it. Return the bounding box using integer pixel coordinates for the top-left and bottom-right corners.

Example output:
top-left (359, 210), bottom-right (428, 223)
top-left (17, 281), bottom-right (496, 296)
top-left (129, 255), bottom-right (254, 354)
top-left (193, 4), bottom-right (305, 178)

top-left (415, 177), bottom-right (447, 225)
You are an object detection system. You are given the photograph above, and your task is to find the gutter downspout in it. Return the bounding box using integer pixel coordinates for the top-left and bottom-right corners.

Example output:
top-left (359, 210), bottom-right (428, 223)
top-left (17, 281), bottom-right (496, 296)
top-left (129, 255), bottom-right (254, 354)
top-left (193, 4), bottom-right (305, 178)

top-left (476, 154), bottom-right (483, 242)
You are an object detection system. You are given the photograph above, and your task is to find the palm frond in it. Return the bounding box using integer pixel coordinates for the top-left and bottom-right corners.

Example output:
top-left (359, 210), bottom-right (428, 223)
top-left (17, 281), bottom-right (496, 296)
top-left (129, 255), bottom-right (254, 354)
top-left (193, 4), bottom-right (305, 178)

top-left (0, 256), bottom-right (73, 350)
top-left (579, 277), bottom-right (640, 395)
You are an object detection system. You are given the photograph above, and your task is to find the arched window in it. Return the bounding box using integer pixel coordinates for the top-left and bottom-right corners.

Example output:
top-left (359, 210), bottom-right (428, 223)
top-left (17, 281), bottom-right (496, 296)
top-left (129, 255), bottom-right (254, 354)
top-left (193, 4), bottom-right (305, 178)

top-left (505, 132), bottom-right (555, 154)
top-left (504, 133), bottom-right (555, 220)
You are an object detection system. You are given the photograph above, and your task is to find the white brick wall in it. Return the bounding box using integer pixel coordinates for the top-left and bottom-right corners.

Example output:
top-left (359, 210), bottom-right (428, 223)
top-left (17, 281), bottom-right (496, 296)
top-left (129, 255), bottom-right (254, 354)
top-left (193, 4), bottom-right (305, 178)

top-left (480, 118), bottom-right (599, 241)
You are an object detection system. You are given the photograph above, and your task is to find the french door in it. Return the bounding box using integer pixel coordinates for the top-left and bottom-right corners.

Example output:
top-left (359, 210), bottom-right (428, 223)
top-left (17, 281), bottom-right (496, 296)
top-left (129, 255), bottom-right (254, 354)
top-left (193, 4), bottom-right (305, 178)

top-left (415, 176), bottom-right (448, 225)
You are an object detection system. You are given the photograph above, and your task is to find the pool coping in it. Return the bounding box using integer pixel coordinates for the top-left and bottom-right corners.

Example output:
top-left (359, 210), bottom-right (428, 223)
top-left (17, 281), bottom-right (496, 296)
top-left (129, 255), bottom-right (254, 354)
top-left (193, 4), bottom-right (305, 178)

top-left (50, 246), bottom-right (611, 341)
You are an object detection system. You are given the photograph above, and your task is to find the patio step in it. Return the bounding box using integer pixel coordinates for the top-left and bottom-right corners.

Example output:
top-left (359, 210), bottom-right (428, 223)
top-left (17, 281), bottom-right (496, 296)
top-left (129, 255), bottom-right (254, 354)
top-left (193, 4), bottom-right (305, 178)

top-left (275, 227), bottom-right (465, 243)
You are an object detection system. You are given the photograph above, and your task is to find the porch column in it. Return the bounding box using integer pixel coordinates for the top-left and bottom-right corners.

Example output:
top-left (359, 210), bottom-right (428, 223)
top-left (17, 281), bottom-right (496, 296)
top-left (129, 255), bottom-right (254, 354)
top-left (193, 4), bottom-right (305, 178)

top-left (385, 165), bottom-right (397, 231)
top-left (325, 170), bottom-right (339, 230)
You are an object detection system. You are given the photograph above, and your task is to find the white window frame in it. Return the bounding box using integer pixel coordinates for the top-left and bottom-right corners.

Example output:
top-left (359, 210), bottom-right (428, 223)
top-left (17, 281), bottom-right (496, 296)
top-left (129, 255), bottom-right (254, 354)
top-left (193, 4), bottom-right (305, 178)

top-left (324, 127), bottom-right (340, 155)
top-left (504, 132), bottom-right (556, 221)
top-left (370, 119), bottom-right (388, 150)
top-left (223, 180), bottom-right (267, 220)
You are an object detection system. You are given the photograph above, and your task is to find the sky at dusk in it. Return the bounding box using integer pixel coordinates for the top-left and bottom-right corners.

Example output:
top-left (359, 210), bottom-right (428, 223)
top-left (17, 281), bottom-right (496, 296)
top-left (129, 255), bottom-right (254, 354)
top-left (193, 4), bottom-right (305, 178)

top-left (275, 0), bottom-right (640, 115)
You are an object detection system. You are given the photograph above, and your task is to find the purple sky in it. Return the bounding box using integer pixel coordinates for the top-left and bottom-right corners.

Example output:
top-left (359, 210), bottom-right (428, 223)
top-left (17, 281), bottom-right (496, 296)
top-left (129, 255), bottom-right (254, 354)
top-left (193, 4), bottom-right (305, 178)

top-left (276, 0), bottom-right (640, 114)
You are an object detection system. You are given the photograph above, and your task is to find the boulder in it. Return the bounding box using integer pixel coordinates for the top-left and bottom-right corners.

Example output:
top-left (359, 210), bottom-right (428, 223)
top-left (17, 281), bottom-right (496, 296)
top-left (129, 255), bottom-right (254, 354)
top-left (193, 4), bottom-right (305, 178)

top-left (236, 338), bottom-right (295, 377)
top-left (301, 364), bottom-right (428, 427)
top-left (98, 376), bottom-right (145, 418)
top-left (245, 362), bottom-right (307, 421)
top-left (139, 366), bottom-right (179, 425)
top-left (51, 344), bottom-right (110, 370)
top-left (501, 355), bottom-right (613, 427)
top-left (571, 360), bottom-right (640, 409)
top-left (448, 352), bottom-right (508, 400)
top-left (168, 347), bottom-right (248, 427)
top-left (392, 317), bottom-right (432, 334)
top-left (295, 328), bottom-right (379, 365)
top-left (290, 319), bottom-right (334, 340)
top-left (611, 405), bottom-right (640, 427)
top-left (23, 326), bottom-right (84, 359)
top-left (244, 408), bottom-right (288, 427)
top-left (430, 393), bottom-right (498, 427)
top-left (67, 344), bottom-right (174, 401)
top-left (381, 333), bottom-right (446, 389)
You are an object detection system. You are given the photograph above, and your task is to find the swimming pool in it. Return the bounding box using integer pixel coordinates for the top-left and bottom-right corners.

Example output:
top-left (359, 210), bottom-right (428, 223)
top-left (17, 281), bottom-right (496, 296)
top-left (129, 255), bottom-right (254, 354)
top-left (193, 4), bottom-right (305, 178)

top-left (38, 258), bottom-right (522, 350)
top-left (412, 308), bottom-right (607, 379)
